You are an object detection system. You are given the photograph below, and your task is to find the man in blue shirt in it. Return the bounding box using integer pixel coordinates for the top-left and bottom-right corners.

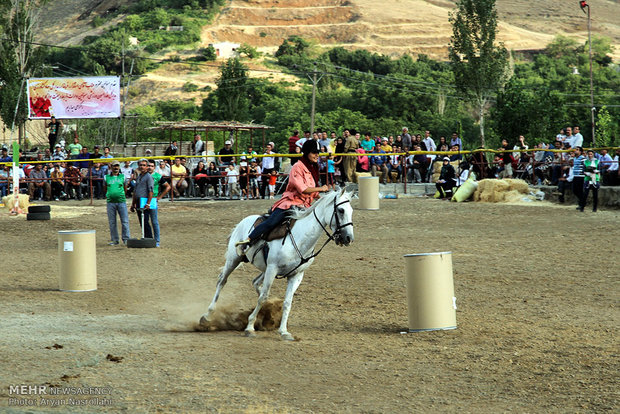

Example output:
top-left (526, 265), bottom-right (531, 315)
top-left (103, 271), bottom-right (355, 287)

top-left (370, 144), bottom-right (388, 184)
top-left (0, 147), bottom-right (12, 163)
top-left (572, 146), bottom-right (585, 210)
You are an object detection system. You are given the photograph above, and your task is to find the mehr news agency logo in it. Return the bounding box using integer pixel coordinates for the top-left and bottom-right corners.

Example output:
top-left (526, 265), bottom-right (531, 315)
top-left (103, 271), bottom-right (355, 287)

top-left (8, 384), bottom-right (114, 407)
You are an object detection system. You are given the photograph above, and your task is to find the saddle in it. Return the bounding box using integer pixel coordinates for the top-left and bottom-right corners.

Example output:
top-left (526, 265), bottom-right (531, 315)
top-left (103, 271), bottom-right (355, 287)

top-left (252, 215), bottom-right (296, 242)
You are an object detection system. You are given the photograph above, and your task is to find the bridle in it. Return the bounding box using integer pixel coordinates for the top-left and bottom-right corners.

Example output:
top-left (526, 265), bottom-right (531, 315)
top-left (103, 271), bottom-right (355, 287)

top-left (277, 194), bottom-right (352, 279)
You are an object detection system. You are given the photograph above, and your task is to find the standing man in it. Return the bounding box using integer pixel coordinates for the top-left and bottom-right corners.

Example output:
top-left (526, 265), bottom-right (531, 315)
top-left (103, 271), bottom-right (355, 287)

top-left (288, 130), bottom-right (300, 165)
top-left (193, 134), bottom-right (205, 160)
top-left (260, 143), bottom-right (276, 198)
top-left (423, 130), bottom-right (436, 152)
top-left (164, 140), bottom-right (178, 156)
top-left (67, 135), bottom-right (82, 159)
top-left (218, 140), bottom-right (235, 167)
top-left (130, 159), bottom-right (156, 245)
top-left (401, 127), bottom-right (412, 152)
top-left (148, 160), bottom-right (171, 247)
top-left (343, 131), bottom-right (360, 183)
top-left (450, 132), bottom-right (463, 150)
top-left (104, 160), bottom-right (131, 245)
top-left (571, 146), bottom-right (586, 210)
top-left (571, 126), bottom-right (584, 148)
top-left (46, 116), bottom-right (63, 149)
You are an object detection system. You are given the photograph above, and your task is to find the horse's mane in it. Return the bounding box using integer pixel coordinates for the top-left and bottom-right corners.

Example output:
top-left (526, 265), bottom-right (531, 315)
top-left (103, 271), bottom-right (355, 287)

top-left (288, 190), bottom-right (339, 220)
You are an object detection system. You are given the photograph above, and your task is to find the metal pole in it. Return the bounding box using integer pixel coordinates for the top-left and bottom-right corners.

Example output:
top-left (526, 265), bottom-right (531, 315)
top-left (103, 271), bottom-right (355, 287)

top-left (587, 5), bottom-right (595, 146)
top-left (310, 69), bottom-right (317, 135)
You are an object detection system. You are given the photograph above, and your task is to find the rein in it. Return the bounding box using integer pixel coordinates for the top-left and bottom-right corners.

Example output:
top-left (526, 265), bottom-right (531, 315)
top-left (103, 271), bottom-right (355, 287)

top-left (276, 196), bottom-right (352, 279)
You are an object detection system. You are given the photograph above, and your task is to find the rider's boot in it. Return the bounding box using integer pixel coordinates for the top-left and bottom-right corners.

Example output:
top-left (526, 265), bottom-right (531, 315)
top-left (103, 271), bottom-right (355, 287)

top-left (235, 238), bottom-right (251, 256)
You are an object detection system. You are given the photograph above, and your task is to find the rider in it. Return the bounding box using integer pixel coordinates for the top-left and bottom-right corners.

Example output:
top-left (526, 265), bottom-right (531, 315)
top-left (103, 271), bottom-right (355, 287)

top-left (235, 139), bottom-right (331, 255)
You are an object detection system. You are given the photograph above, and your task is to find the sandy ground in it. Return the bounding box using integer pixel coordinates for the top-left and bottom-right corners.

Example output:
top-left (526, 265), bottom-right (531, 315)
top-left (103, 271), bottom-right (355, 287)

top-left (0, 197), bottom-right (618, 412)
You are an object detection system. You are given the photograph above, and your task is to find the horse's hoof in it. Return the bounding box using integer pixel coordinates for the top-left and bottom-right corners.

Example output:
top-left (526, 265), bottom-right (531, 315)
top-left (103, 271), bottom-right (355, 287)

top-left (244, 330), bottom-right (257, 338)
top-left (199, 315), bottom-right (209, 326)
top-left (281, 333), bottom-right (295, 341)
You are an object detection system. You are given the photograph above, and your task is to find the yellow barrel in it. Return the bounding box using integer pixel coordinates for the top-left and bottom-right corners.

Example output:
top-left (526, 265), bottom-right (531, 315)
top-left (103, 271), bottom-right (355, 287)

top-left (58, 230), bottom-right (97, 292)
top-left (404, 252), bottom-right (456, 332)
top-left (358, 176), bottom-right (379, 210)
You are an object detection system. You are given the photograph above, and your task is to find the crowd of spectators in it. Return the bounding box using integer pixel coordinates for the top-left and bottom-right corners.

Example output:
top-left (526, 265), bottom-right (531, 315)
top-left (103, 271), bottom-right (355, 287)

top-left (0, 124), bottom-right (617, 205)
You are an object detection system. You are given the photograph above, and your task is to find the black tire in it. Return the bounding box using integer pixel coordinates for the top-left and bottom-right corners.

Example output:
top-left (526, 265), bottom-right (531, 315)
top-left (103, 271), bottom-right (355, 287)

top-left (29, 205), bottom-right (51, 213)
top-left (126, 238), bottom-right (157, 248)
top-left (27, 212), bottom-right (50, 221)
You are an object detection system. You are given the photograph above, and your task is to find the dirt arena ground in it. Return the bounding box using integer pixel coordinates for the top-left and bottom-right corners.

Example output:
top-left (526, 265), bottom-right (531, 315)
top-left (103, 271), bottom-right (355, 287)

top-left (1, 197), bottom-right (618, 412)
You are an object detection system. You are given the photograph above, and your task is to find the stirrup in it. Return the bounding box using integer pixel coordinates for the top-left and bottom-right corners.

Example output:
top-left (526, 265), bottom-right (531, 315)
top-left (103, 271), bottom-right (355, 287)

top-left (235, 238), bottom-right (251, 256)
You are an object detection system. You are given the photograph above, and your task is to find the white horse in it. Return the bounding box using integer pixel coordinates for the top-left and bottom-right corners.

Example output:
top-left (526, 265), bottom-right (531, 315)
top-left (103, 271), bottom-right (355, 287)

top-left (200, 188), bottom-right (355, 340)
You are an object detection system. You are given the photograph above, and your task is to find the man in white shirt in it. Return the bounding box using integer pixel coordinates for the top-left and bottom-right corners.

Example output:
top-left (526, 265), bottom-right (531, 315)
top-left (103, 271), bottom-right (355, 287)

top-left (422, 130), bottom-right (436, 152)
top-left (564, 127), bottom-right (574, 148)
top-left (260, 143), bottom-right (276, 198)
top-left (571, 126), bottom-right (583, 148)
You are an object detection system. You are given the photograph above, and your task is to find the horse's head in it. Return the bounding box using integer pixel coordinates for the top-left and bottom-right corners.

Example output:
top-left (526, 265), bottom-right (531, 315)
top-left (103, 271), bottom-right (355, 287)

top-left (331, 187), bottom-right (354, 246)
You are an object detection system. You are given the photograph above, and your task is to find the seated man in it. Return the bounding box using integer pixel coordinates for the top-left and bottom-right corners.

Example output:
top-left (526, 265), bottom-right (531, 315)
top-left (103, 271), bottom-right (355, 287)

top-left (89, 162), bottom-right (106, 199)
top-left (370, 144), bottom-right (388, 184)
top-left (0, 165), bottom-right (9, 197)
top-left (50, 163), bottom-right (65, 200)
top-left (410, 144), bottom-right (429, 183)
top-left (28, 163), bottom-right (51, 201)
top-left (435, 157), bottom-right (457, 199)
top-left (171, 157), bottom-right (188, 196)
top-left (63, 162), bottom-right (83, 200)
top-left (387, 145), bottom-right (402, 182)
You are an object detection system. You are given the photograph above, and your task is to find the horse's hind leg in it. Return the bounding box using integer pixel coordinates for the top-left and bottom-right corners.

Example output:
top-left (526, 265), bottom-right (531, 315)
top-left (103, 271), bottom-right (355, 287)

top-left (199, 257), bottom-right (241, 326)
top-left (245, 266), bottom-right (277, 337)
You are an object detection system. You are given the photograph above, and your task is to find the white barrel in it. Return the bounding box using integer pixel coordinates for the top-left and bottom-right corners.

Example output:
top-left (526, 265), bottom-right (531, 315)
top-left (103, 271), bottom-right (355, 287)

top-left (404, 252), bottom-right (456, 332)
top-left (358, 176), bottom-right (379, 210)
top-left (58, 230), bottom-right (97, 292)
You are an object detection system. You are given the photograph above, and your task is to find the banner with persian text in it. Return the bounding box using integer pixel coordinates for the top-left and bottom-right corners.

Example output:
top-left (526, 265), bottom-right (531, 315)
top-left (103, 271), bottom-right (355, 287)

top-left (27, 76), bottom-right (121, 119)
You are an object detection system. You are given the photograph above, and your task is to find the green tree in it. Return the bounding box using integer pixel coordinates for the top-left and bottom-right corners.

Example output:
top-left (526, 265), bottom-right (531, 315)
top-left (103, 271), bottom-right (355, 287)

top-left (214, 57), bottom-right (249, 121)
top-left (0, 0), bottom-right (46, 143)
top-left (596, 106), bottom-right (616, 147)
top-left (449, 0), bottom-right (508, 148)
top-left (237, 43), bottom-right (259, 59)
top-left (202, 45), bottom-right (216, 61)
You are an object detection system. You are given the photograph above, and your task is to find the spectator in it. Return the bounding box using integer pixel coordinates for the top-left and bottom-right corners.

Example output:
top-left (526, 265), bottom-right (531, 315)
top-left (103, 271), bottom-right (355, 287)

top-left (318, 131), bottom-right (331, 151)
top-left (288, 130), bottom-right (300, 164)
top-left (334, 137), bottom-right (346, 185)
top-left (226, 163), bottom-right (239, 199)
top-left (326, 154), bottom-right (340, 186)
top-left (63, 162), bottom-right (83, 200)
top-left (171, 157), bottom-right (188, 197)
top-left (598, 149), bottom-right (613, 185)
top-left (239, 162), bottom-right (249, 199)
top-left (193, 160), bottom-right (209, 198)
top-left (469, 147), bottom-right (488, 179)
top-left (571, 126), bottom-right (583, 148)
top-left (156, 160), bottom-right (170, 178)
top-left (498, 139), bottom-right (513, 179)
top-left (605, 148), bottom-right (619, 186)
top-left (43, 148), bottom-right (52, 161)
top-left (207, 161), bottom-right (221, 197)
top-left (46, 116), bottom-right (63, 149)
top-left (248, 160), bottom-right (260, 199)
top-left (104, 160), bottom-right (130, 245)
top-left (76, 146), bottom-right (90, 169)
top-left (410, 144), bottom-right (429, 183)
top-left (356, 147), bottom-right (369, 174)
top-left (380, 137), bottom-right (393, 153)
top-left (295, 130), bottom-right (311, 150)
top-left (267, 170), bottom-right (278, 199)
top-left (67, 136), bottom-right (82, 159)
top-left (50, 163), bottom-right (65, 200)
top-left (164, 140), bottom-right (178, 156)
top-left (0, 147), bottom-right (12, 163)
top-left (572, 146), bottom-right (586, 209)
top-left (556, 128), bottom-right (566, 143)
top-left (449, 144), bottom-right (463, 162)
top-left (89, 162), bottom-right (106, 199)
top-left (579, 149), bottom-right (600, 212)
top-left (370, 144), bottom-right (388, 184)
top-left (456, 161), bottom-right (472, 186)
top-left (260, 143), bottom-right (276, 198)
top-left (148, 160), bottom-right (170, 246)
top-left (52, 144), bottom-right (65, 161)
top-left (91, 146), bottom-right (102, 159)
top-left (130, 159), bottom-right (156, 245)
top-left (360, 133), bottom-right (375, 152)
top-left (564, 127), bottom-right (574, 148)
top-left (192, 134), bottom-right (205, 158)
top-left (450, 132), bottom-right (462, 149)
top-left (218, 140), bottom-right (235, 167)
top-left (100, 146), bottom-right (113, 175)
top-left (387, 146), bottom-right (402, 182)
top-left (344, 132), bottom-right (359, 182)
top-left (435, 157), bottom-right (456, 199)
top-left (401, 127), bottom-right (412, 151)
top-left (0, 165), bottom-right (9, 197)
top-left (557, 160), bottom-right (573, 203)
top-left (423, 130), bottom-right (436, 152)
top-left (120, 160), bottom-right (135, 196)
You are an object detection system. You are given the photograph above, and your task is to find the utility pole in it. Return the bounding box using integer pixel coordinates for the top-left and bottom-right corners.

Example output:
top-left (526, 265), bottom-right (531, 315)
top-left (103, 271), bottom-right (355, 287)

top-left (580, 0), bottom-right (595, 145)
top-left (307, 63), bottom-right (323, 135)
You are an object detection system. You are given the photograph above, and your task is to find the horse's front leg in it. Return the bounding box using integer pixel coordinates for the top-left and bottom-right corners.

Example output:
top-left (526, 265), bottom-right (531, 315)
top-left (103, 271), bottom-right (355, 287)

top-left (245, 266), bottom-right (277, 337)
top-left (199, 257), bottom-right (241, 326)
top-left (278, 271), bottom-right (305, 341)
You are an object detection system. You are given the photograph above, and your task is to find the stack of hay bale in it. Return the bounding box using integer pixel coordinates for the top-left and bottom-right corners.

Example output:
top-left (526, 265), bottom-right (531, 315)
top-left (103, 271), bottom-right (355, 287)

top-left (473, 179), bottom-right (530, 203)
